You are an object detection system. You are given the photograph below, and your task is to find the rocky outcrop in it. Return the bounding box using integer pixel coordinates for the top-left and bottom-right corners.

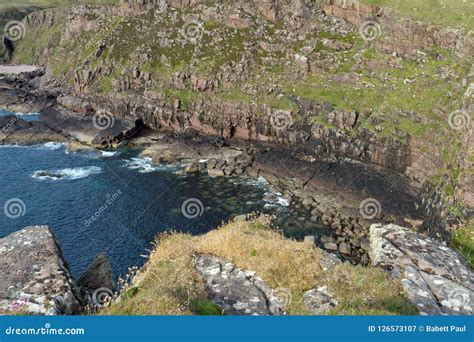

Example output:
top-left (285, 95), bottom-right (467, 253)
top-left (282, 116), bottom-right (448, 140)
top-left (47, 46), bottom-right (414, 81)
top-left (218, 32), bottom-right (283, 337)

top-left (194, 254), bottom-right (287, 315)
top-left (370, 223), bottom-right (473, 315)
top-left (77, 253), bottom-right (114, 291)
top-left (303, 287), bottom-right (338, 314)
top-left (0, 226), bottom-right (82, 315)
top-left (0, 114), bottom-right (66, 145)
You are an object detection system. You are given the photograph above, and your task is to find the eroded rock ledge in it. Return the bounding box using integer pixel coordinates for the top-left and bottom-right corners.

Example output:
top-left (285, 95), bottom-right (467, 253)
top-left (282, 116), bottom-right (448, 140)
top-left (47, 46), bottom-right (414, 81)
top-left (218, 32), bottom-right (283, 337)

top-left (0, 226), bottom-right (81, 315)
top-left (370, 223), bottom-right (473, 315)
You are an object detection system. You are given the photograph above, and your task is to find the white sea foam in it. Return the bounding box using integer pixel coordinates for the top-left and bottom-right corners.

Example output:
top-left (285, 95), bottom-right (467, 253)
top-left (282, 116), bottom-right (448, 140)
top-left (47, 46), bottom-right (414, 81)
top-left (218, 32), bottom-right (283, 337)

top-left (32, 166), bottom-right (102, 181)
top-left (0, 142), bottom-right (65, 150)
top-left (41, 142), bottom-right (64, 150)
top-left (124, 157), bottom-right (158, 173)
top-left (100, 150), bottom-right (120, 158)
top-left (263, 191), bottom-right (290, 208)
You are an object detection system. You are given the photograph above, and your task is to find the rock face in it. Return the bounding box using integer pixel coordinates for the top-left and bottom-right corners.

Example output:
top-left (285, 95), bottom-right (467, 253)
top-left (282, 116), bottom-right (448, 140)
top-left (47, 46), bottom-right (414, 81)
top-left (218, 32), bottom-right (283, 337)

top-left (370, 224), bottom-right (473, 315)
top-left (77, 253), bottom-right (114, 291)
top-left (194, 254), bottom-right (286, 315)
top-left (0, 226), bottom-right (82, 315)
top-left (0, 114), bottom-right (66, 145)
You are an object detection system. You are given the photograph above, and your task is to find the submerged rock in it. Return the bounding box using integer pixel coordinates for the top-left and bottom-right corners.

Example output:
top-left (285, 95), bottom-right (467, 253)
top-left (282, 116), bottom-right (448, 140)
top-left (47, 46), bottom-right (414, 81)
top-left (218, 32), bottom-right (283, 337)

top-left (194, 254), bottom-right (286, 315)
top-left (370, 223), bottom-right (473, 315)
top-left (0, 226), bottom-right (82, 315)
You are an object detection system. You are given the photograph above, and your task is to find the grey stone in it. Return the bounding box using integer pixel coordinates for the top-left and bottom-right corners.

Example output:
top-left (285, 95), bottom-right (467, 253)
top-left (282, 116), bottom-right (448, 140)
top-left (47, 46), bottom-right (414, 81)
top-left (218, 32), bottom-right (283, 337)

top-left (303, 287), bottom-right (338, 314)
top-left (0, 226), bottom-right (82, 315)
top-left (370, 224), bottom-right (473, 315)
top-left (324, 242), bottom-right (338, 251)
top-left (194, 254), bottom-right (286, 315)
top-left (338, 242), bottom-right (351, 255)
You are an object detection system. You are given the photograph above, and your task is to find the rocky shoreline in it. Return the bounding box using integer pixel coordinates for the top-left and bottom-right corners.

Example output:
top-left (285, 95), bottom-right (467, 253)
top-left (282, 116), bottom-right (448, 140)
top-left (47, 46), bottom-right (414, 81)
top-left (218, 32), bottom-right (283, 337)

top-left (0, 65), bottom-right (463, 265)
top-left (1, 221), bottom-right (471, 316)
top-left (0, 0), bottom-right (472, 316)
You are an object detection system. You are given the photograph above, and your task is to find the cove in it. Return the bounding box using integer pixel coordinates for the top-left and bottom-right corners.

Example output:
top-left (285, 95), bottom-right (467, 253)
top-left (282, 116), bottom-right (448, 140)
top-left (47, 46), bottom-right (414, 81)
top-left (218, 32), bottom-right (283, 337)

top-left (0, 142), bottom-right (326, 280)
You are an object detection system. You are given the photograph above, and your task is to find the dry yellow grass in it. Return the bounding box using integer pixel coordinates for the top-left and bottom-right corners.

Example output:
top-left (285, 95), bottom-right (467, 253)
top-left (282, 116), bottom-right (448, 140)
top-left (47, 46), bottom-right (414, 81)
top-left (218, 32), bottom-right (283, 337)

top-left (103, 234), bottom-right (206, 315)
top-left (195, 218), bottom-right (323, 314)
top-left (104, 217), bottom-right (416, 315)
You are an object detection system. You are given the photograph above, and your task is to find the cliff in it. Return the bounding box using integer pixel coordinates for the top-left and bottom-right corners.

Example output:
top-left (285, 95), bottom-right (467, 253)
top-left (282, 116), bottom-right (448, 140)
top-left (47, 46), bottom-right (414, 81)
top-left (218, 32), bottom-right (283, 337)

top-left (3, 0), bottom-right (474, 237)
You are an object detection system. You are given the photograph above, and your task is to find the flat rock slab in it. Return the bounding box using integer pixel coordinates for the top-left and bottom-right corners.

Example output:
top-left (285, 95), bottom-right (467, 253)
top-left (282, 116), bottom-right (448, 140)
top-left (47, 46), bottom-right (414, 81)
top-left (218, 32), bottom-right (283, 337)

top-left (194, 254), bottom-right (286, 315)
top-left (0, 114), bottom-right (66, 145)
top-left (0, 65), bottom-right (43, 75)
top-left (0, 226), bottom-right (81, 315)
top-left (370, 224), bottom-right (473, 315)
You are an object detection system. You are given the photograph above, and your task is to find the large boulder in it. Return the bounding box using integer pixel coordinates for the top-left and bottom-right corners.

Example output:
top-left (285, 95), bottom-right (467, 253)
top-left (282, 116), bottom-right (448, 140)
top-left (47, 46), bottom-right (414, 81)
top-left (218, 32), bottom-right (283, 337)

top-left (370, 223), bottom-right (473, 315)
top-left (0, 226), bottom-right (82, 315)
top-left (194, 254), bottom-right (286, 315)
top-left (77, 253), bottom-right (114, 291)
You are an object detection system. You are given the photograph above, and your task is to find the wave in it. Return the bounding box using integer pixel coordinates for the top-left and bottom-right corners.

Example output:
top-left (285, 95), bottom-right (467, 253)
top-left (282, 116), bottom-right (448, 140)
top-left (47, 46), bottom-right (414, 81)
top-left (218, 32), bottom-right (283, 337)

top-left (124, 157), bottom-right (180, 173)
top-left (263, 191), bottom-right (290, 208)
top-left (101, 150), bottom-right (120, 158)
top-left (124, 157), bottom-right (158, 173)
top-left (41, 142), bottom-right (64, 150)
top-left (32, 166), bottom-right (102, 181)
top-left (232, 176), bottom-right (269, 188)
top-left (0, 142), bottom-right (65, 150)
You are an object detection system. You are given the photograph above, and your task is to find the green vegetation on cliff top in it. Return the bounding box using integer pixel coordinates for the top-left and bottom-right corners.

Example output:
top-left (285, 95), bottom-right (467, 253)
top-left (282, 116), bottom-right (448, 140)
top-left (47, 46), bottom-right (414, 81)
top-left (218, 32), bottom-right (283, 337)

top-left (0, 0), bottom-right (118, 10)
top-left (362, 0), bottom-right (473, 29)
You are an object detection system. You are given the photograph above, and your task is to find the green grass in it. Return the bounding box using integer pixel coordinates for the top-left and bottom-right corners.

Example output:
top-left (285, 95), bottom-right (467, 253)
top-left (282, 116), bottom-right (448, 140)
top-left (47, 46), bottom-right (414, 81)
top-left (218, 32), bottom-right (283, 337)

top-left (0, 0), bottom-right (118, 10)
top-left (451, 221), bottom-right (474, 268)
top-left (362, 0), bottom-right (473, 29)
top-left (191, 299), bottom-right (224, 316)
